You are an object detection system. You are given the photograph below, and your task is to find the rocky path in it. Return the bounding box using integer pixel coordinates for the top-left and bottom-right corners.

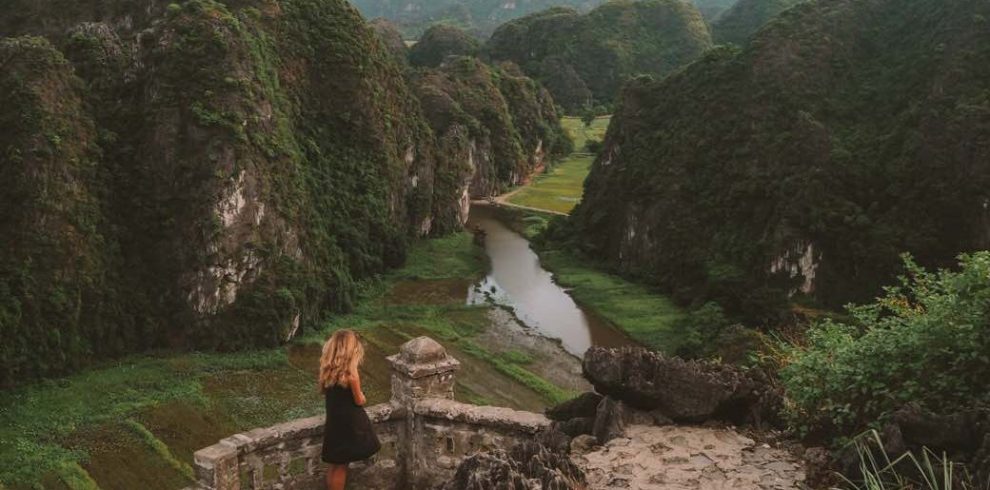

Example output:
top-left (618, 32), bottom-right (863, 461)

top-left (572, 425), bottom-right (806, 490)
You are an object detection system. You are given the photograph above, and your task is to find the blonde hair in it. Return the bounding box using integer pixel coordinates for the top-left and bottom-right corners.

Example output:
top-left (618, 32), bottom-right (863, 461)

top-left (319, 329), bottom-right (365, 392)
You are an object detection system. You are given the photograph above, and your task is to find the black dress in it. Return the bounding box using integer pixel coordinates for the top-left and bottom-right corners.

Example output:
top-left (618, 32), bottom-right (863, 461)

top-left (321, 384), bottom-right (381, 464)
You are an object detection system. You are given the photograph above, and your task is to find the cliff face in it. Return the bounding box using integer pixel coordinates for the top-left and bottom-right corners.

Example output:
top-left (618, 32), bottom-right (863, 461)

top-left (413, 57), bottom-right (569, 199)
top-left (0, 0), bottom-right (464, 385)
top-left (571, 0), bottom-right (990, 319)
top-left (487, 0), bottom-right (713, 111)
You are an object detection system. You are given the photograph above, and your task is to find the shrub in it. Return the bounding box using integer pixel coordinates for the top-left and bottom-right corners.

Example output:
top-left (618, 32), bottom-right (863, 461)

top-left (780, 253), bottom-right (990, 439)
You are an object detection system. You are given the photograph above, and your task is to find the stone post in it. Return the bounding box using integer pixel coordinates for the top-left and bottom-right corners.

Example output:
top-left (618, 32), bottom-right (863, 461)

top-left (387, 336), bottom-right (460, 406)
top-left (387, 336), bottom-right (460, 487)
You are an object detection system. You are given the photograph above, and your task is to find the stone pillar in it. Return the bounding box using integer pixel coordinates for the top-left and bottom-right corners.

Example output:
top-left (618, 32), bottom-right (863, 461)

top-left (387, 336), bottom-right (460, 407)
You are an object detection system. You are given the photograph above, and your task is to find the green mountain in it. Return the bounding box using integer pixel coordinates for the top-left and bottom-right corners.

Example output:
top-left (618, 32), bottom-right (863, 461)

top-left (486, 0), bottom-right (713, 111)
top-left (570, 0), bottom-right (990, 320)
top-left (712, 0), bottom-right (801, 45)
top-left (409, 24), bottom-right (481, 67)
top-left (0, 0), bottom-right (467, 386)
top-left (350, 0), bottom-right (607, 37)
top-left (413, 57), bottom-right (571, 198)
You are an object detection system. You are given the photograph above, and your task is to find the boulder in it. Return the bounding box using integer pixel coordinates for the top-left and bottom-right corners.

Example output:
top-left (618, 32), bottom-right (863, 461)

top-left (546, 392), bottom-right (603, 421)
top-left (582, 347), bottom-right (778, 423)
top-left (592, 397), bottom-right (673, 444)
top-left (443, 442), bottom-right (587, 490)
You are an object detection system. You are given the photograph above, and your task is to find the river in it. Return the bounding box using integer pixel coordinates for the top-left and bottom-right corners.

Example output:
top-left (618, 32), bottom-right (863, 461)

top-left (465, 205), bottom-right (632, 356)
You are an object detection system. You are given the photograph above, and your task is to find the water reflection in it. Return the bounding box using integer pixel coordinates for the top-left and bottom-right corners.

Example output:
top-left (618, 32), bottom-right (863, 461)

top-left (466, 205), bottom-right (632, 356)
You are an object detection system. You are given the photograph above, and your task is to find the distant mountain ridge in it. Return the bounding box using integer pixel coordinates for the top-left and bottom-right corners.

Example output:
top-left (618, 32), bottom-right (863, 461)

top-left (487, 0), bottom-right (713, 111)
top-left (349, 0), bottom-right (738, 38)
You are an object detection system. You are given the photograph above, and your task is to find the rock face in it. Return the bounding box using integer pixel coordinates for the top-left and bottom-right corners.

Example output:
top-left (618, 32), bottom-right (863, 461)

top-left (413, 57), bottom-right (569, 199)
top-left (571, 0), bottom-right (990, 318)
top-left (487, 0), bottom-right (712, 111)
top-left (582, 347), bottom-right (779, 424)
top-left (443, 442), bottom-right (587, 490)
top-left (0, 0), bottom-right (467, 386)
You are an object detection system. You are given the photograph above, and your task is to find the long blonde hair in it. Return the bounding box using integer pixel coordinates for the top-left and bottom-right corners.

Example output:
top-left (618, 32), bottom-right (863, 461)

top-left (319, 329), bottom-right (364, 392)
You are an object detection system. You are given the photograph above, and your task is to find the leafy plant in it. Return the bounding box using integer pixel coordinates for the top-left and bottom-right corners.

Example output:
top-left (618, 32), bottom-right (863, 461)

top-left (781, 253), bottom-right (990, 438)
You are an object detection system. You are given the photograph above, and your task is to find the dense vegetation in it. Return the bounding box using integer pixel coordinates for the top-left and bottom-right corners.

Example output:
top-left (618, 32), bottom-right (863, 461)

top-left (711, 0), bottom-right (801, 45)
top-left (408, 24), bottom-right (480, 67)
top-left (571, 0), bottom-right (990, 323)
top-left (412, 57), bottom-right (571, 198)
top-left (486, 0), bottom-right (713, 111)
top-left (781, 252), bottom-right (990, 439)
top-left (0, 0), bottom-right (472, 387)
top-left (350, 0), bottom-right (609, 37)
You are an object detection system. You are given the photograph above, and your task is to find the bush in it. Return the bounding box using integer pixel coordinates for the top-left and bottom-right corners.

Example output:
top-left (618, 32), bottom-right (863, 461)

top-left (780, 253), bottom-right (990, 439)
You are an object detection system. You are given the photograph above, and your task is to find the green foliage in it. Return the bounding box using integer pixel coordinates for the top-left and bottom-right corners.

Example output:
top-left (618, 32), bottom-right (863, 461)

top-left (349, 0), bottom-right (609, 38)
top-left (487, 0), bottom-right (713, 111)
top-left (571, 0), bottom-right (990, 321)
top-left (506, 116), bottom-right (608, 214)
top-left (414, 56), bottom-right (569, 197)
top-left (712, 0), bottom-right (802, 45)
top-left (408, 24), bottom-right (480, 67)
top-left (528, 215), bottom-right (686, 353)
top-left (781, 253), bottom-right (990, 438)
top-left (1, 0), bottom-right (467, 385)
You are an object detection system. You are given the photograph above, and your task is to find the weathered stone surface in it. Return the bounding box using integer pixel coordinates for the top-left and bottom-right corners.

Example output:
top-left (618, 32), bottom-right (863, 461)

top-left (583, 347), bottom-right (775, 423)
top-left (192, 337), bottom-right (557, 490)
top-left (443, 442), bottom-right (587, 490)
top-left (546, 392), bottom-right (602, 421)
top-left (415, 398), bottom-right (551, 434)
top-left (388, 336), bottom-right (462, 379)
top-left (576, 425), bottom-right (806, 489)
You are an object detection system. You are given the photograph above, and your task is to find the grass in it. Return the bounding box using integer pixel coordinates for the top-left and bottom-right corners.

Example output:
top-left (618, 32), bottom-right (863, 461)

top-left (539, 248), bottom-right (687, 353)
top-left (0, 231), bottom-right (569, 489)
top-left (506, 116), bottom-right (610, 214)
top-left (509, 209), bottom-right (688, 354)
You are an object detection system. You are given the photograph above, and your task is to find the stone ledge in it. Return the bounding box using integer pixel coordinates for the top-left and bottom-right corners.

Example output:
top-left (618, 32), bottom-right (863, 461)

top-left (198, 402), bottom-right (403, 457)
top-left (414, 398), bottom-right (550, 434)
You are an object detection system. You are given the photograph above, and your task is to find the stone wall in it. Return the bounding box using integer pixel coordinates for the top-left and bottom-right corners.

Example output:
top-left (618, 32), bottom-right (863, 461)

top-left (190, 337), bottom-right (550, 490)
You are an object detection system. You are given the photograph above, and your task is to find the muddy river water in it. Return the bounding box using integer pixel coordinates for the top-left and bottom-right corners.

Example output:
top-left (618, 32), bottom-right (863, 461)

top-left (466, 205), bottom-right (632, 356)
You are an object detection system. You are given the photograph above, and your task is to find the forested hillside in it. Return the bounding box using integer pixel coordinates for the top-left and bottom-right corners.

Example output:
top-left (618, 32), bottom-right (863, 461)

top-left (350, 0), bottom-right (606, 37)
top-left (712, 0), bottom-right (801, 45)
top-left (486, 0), bottom-right (712, 111)
top-left (570, 0), bottom-right (990, 321)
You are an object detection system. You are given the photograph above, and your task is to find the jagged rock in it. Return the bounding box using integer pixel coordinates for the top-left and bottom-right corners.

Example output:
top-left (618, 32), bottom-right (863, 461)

top-left (569, 435), bottom-right (598, 455)
top-left (583, 347), bottom-right (777, 423)
top-left (555, 417), bottom-right (594, 438)
top-left (443, 442), bottom-right (587, 490)
top-left (546, 392), bottom-right (602, 421)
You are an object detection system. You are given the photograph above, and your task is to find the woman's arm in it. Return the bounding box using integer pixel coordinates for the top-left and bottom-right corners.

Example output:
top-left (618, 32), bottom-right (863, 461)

top-left (349, 370), bottom-right (367, 407)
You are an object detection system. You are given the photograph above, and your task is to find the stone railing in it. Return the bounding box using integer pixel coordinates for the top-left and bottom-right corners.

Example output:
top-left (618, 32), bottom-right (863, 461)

top-left (190, 336), bottom-right (550, 490)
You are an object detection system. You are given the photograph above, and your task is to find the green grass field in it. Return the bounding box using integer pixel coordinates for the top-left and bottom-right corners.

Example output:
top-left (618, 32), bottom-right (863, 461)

top-left (516, 212), bottom-right (687, 354)
top-left (0, 233), bottom-right (574, 490)
top-left (506, 116), bottom-right (610, 214)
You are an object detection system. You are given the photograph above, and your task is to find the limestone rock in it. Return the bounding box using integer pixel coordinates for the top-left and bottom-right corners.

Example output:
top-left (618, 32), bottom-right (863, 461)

top-left (546, 392), bottom-right (603, 421)
top-left (583, 347), bottom-right (777, 424)
top-left (443, 442), bottom-right (587, 490)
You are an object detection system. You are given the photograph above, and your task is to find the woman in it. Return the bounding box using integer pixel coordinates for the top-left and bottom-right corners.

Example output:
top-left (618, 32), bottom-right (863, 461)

top-left (319, 329), bottom-right (381, 490)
